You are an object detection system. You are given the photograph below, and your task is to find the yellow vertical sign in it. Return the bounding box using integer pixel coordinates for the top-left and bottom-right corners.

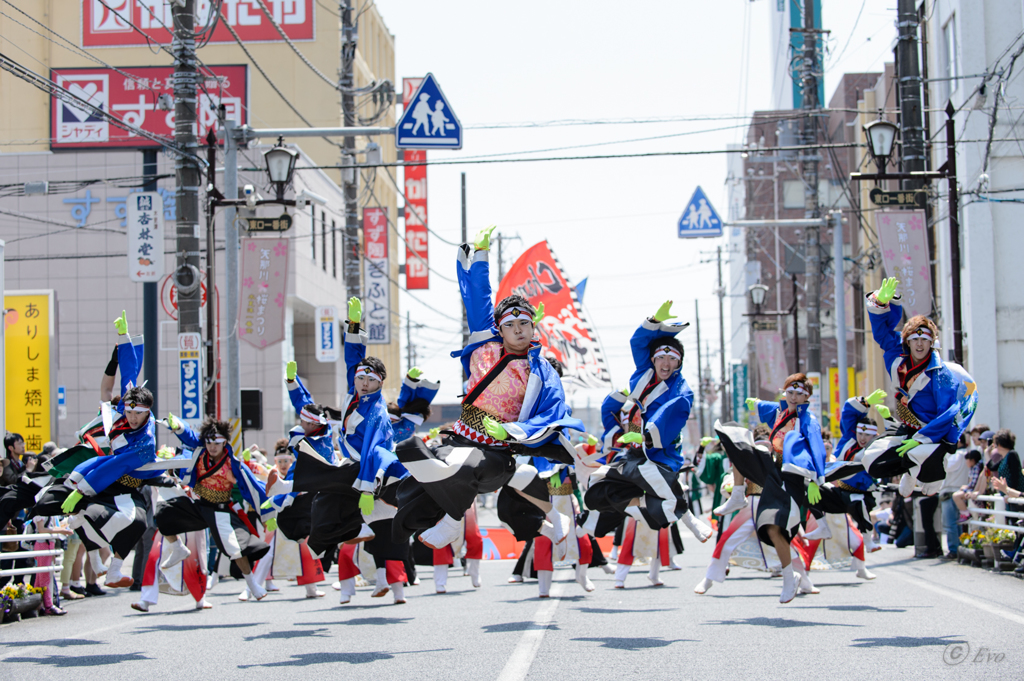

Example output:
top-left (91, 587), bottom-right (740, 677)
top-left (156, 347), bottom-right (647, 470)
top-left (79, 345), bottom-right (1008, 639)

top-left (5, 292), bottom-right (52, 451)
top-left (828, 366), bottom-right (857, 439)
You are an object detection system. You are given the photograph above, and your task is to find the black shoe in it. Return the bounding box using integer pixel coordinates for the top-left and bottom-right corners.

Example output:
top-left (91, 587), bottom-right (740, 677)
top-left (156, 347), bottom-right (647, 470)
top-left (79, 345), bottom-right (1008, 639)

top-left (914, 551), bottom-right (942, 560)
top-left (129, 584), bottom-right (142, 592)
top-left (1015, 564), bottom-right (1024, 574)
top-left (69, 584), bottom-right (87, 596)
top-left (84, 583), bottom-right (107, 597)
top-left (942, 552), bottom-right (958, 560)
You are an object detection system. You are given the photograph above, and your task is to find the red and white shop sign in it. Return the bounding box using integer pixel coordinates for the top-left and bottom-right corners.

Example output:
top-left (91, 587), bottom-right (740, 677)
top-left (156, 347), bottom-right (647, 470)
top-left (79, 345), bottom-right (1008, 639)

top-left (82, 1), bottom-right (314, 48)
top-left (402, 78), bottom-right (428, 290)
top-left (51, 65), bottom-right (247, 149)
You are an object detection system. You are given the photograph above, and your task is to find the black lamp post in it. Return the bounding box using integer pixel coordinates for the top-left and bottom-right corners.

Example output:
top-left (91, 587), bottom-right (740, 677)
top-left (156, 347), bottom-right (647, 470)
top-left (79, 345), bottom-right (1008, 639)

top-left (263, 138), bottom-right (299, 202)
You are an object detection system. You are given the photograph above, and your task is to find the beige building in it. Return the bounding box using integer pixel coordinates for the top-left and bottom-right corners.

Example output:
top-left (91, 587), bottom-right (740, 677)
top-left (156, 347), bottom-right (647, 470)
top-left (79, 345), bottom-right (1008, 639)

top-left (0, 1), bottom-right (402, 447)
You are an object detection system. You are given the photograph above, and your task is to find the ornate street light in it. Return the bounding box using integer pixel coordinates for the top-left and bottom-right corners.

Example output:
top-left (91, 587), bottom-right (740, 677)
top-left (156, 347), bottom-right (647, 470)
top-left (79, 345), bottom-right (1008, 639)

top-left (863, 118), bottom-right (899, 170)
top-left (263, 137), bottom-right (298, 200)
top-left (748, 283), bottom-right (769, 313)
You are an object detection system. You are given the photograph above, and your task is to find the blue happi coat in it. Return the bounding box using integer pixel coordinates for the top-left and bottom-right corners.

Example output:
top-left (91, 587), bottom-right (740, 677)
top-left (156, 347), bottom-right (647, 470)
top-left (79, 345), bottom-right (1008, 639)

top-left (753, 399), bottom-right (827, 486)
top-left (625, 319), bottom-right (694, 472)
top-left (867, 299), bottom-right (978, 444)
top-left (171, 421), bottom-right (269, 509)
top-left (600, 390), bottom-right (630, 460)
top-left (390, 375), bottom-right (440, 442)
top-left (826, 397), bottom-right (878, 491)
top-left (69, 331), bottom-right (160, 496)
top-left (451, 245), bottom-right (584, 449)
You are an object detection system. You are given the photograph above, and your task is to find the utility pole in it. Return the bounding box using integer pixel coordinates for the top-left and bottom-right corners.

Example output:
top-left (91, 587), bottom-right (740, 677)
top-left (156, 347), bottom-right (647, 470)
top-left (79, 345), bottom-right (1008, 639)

top-left (341, 0), bottom-right (361, 301)
top-left (717, 246), bottom-right (729, 420)
top-left (460, 173), bottom-right (469, 351)
top-left (204, 129), bottom-right (218, 417)
top-left (896, 0), bottom-right (925, 190)
top-left (406, 311), bottom-right (413, 370)
top-left (832, 211), bottom-right (848, 405)
top-left (496, 233), bottom-right (504, 282)
top-left (695, 300), bottom-right (705, 435)
top-left (142, 150), bottom-right (158, 417)
top-left (173, 1), bottom-right (202, 340)
top-left (222, 118), bottom-right (241, 440)
top-left (798, 0), bottom-right (822, 375)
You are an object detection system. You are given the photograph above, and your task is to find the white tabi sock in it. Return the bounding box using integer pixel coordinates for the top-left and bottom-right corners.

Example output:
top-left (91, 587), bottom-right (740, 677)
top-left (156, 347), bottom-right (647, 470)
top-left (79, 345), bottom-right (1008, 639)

top-left (614, 563), bottom-right (630, 587)
top-left (648, 558), bottom-right (662, 586)
top-left (467, 559), bottom-right (481, 588)
top-left (372, 568), bottom-right (390, 597)
top-left (434, 564), bottom-right (448, 592)
top-left (107, 556), bottom-right (125, 581)
top-left (391, 581), bottom-right (406, 603)
top-left (537, 570), bottom-right (553, 598)
top-left (88, 550), bottom-right (106, 574)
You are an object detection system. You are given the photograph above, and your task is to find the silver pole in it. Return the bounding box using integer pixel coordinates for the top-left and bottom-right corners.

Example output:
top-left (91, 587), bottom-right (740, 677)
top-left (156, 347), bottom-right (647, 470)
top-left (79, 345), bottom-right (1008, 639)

top-left (833, 211), bottom-right (848, 405)
top-left (224, 120), bottom-right (241, 430)
top-left (0, 239), bottom-right (5, 437)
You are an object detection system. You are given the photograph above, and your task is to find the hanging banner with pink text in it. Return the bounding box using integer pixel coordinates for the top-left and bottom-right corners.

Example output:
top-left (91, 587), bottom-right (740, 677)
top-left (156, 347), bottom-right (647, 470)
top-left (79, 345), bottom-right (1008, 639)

top-left (239, 237), bottom-right (288, 349)
top-left (755, 330), bottom-right (789, 393)
top-left (877, 210), bottom-right (932, 319)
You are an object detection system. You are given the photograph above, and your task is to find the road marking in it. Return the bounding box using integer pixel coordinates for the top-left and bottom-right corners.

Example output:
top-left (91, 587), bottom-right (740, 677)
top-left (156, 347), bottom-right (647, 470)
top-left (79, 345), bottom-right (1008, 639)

top-left (888, 571), bottom-right (1024, 625)
top-left (495, 581), bottom-right (566, 681)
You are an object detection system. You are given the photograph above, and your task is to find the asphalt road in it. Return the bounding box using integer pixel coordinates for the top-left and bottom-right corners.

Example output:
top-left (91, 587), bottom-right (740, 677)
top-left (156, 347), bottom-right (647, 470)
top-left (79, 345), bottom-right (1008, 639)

top-left (1, 527), bottom-right (1021, 680)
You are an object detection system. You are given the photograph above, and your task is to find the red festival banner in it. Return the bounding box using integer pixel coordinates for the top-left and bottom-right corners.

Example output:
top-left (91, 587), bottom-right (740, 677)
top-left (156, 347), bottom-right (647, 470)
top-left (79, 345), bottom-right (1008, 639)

top-left (402, 78), bottom-right (428, 290)
top-left (496, 241), bottom-right (611, 390)
top-left (82, 1), bottom-right (314, 48)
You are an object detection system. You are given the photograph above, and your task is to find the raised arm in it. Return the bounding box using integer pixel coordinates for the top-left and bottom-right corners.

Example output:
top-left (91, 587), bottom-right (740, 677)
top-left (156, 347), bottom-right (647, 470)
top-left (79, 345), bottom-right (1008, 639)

top-left (629, 301), bottom-right (688, 375)
top-left (457, 226), bottom-right (498, 335)
top-left (866, 277), bottom-right (905, 368)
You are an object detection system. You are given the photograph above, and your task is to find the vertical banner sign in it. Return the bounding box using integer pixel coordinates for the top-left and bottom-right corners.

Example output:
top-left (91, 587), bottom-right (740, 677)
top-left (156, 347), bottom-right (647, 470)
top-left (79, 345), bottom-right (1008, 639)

top-left (754, 330), bottom-right (789, 393)
top-left (178, 332), bottom-right (202, 426)
top-left (239, 238), bottom-right (289, 349)
top-left (731, 363), bottom-right (749, 426)
top-left (126, 191), bottom-right (164, 281)
top-left (4, 292), bottom-right (54, 451)
top-left (402, 78), bottom-right (429, 290)
top-left (495, 241), bottom-right (612, 390)
top-left (363, 208), bottom-right (391, 344)
top-left (57, 386), bottom-right (67, 421)
top-left (807, 372), bottom-right (822, 424)
top-left (828, 367), bottom-right (856, 439)
top-left (315, 306), bottom-right (340, 363)
top-left (876, 210), bottom-right (932, 319)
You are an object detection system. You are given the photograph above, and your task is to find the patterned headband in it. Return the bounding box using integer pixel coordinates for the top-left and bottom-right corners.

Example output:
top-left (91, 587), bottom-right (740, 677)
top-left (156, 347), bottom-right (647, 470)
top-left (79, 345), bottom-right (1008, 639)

top-left (355, 365), bottom-right (382, 383)
top-left (205, 435), bottom-right (227, 444)
top-left (124, 401), bottom-right (151, 413)
top-left (299, 407), bottom-right (328, 425)
top-left (652, 345), bottom-right (682, 362)
top-left (856, 422), bottom-right (878, 434)
top-left (784, 383), bottom-right (809, 395)
top-left (498, 306), bottom-right (532, 327)
top-left (905, 329), bottom-right (933, 341)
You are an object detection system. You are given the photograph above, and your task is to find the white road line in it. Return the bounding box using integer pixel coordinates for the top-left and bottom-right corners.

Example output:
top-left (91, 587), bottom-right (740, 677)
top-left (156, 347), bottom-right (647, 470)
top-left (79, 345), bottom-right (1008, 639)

top-left (495, 581), bottom-right (567, 681)
top-left (888, 571), bottom-right (1024, 625)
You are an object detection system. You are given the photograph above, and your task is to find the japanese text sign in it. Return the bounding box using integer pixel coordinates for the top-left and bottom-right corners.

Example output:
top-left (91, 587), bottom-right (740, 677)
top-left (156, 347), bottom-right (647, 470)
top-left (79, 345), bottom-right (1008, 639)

top-left (82, 1), bottom-right (314, 48)
top-left (315, 306), bottom-right (339, 363)
top-left (402, 78), bottom-right (428, 290)
top-left (51, 65), bottom-right (247, 149)
top-left (239, 237), bottom-right (288, 349)
top-left (178, 332), bottom-right (202, 426)
top-left (877, 210), bottom-right (932, 319)
top-left (363, 207), bottom-right (390, 344)
top-left (127, 191), bottom-right (164, 281)
top-left (828, 367), bottom-right (856, 439)
top-left (754, 330), bottom-right (788, 393)
top-left (5, 292), bottom-right (55, 451)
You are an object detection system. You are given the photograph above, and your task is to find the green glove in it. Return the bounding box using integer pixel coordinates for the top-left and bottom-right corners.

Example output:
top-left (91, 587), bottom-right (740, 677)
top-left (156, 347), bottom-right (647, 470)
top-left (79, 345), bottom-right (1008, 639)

top-left (113, 310), bottom-right (128, 335)
top-left (474, 225), bottom-right (497, 251)
top-left (265, 517), bottom-right (278, 532)
top-left (166, 412), bottom-right (180, 431)
top-left (261, 499), bottom-right (274, 510)
top-left (482, 416), bottom-right (508, 441)
top-left (876, 405), bottom-right (891, 420)
top-left (896, 439), bottom-right (920, 457)
top-left (745, 397), bottom-right (757, 411)
top-left (807, 481), bottom-right (822, 506)
top-left (621, 387), bottom-right (630, 397)
top-left (700, 436), bottom-right (715, 448)
top-left (358, 492), bottom-right (375, 516)
top-left (653, 300), bottom-right (676, 322)
top-left (864, 389), bottom-right (887, 406)
top-left (408, 367), bottom-right (423, 380)
top-left (242, 448), bottom-right (251, 462)
top-left (620, 432), bottom-right (643, 445)
top-left (532, 302), bottom-right (545, 325)
top-left (875, 277), bottom-right (899, 306)
top-left (286, 360), bottom-right (297, 382)
top-left (61, 490), bottom-right (84, 515)
top-left (156, 446), bottom-right (176, 460)
top-left (428, 427), bottom-right (440, 440)
top-left (348, 297), bottom-right (362, 323)
top-left (586, 434), bottom-right (599, 447)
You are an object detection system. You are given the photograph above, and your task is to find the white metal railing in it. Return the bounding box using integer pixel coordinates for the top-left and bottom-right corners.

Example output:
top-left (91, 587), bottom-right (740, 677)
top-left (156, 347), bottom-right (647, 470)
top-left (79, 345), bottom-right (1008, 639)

top-left (967, 494), bottom-right (1024, 534)
top-left (0, 532), bottom-right (65, 578)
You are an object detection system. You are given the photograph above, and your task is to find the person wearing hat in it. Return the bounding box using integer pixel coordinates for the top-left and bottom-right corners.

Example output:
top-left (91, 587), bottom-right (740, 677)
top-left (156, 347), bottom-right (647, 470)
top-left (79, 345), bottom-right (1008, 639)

top-left (861, 277), bottom-right (979, 497)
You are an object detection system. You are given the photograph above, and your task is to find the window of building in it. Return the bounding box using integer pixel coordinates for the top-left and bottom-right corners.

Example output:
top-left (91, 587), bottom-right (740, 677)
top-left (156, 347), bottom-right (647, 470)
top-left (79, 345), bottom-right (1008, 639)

top-left (332, 219), bottom-right (337, 278)
top-left (783, 180), bottom-right (805, 209)
top-left (321, 210), bottom-right (328, 272)
top-left (944, 15), bottom-right (959, 95)
top-left (310, 206), bottom-right (316, 261)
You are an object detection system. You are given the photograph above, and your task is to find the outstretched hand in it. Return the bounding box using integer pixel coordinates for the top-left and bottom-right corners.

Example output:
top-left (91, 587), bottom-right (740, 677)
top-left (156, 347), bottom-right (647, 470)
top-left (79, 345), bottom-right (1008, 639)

top-left (113, 310), bottom-right (128, 335)
top-left (865, 389), bottom-right (887, 406)
top-left (875, 277), bottom-right (899, 306)
top-left (807, 481), bottom-right (822, 506)
top-left (166, 412), bottom-right (181, 432)
top-left (875, 405), bottom-right (891, 420)
top-left (586, 434), bottom-right (599, 447)
top-left (428, 427), bottom-right (440, 440)
top-left (348, 297), bottom-right (362, 324)
top-left (532, 302), bottom-right (545, 325)
top-left (408, 366), bottom-right (423, 380)
top-left (745, 397), bottom-right (757, 411)
top-left (61, 490), bottom-right (83, 515)
top-left (474, 225), bottom-right (497, 251)
top-left (358, 493), bottom-right (375, 516)
top-left (700, 436), bottom-right (715, 448)
top-left (653, 300), bottom-right (676, 323)
top-left (620, 432), bottom-right (643, 445)
top-left (896, 439), bottom-right (920, 457)
top-left (286, 361), bottom-right (298, 382)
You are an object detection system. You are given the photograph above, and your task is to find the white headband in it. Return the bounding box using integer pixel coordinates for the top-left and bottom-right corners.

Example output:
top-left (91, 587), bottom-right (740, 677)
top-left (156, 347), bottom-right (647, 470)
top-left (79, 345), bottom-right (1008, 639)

top-left (299, 407), bottom-right (327, 425)
top-left (784, 383), bottom-right (809, 395)
top-left (355, 365), bottom-right (382, 382)
top-left (652, 345), bottom-right (682, 362)
top-left (856, 422), bottom-right (878, 434)
top-left (905, 330), bottom-right (933, 341)
top-left (498, 306), bottom-right (533, 327)
top-left (204, 436), bottom-right (227, 444)
top-left (124, 402), bottom-right (151, 413)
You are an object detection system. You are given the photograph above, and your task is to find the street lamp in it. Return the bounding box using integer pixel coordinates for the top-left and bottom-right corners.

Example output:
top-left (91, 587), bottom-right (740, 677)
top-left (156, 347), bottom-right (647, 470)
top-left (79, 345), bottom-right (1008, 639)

top-left (264, 137), bottom-right (298, 201)
top-left (748, 283), bottom-right (769, 313)
top-left (863, 118), bottom-right (898, 171)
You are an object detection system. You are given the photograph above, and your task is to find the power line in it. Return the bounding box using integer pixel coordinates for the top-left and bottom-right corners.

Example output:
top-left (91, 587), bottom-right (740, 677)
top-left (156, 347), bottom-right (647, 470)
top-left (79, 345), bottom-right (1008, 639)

top-left (360, 251), bottom-right (462, 323)
top-left (364, 182), bottom-right (457, 283)
top-left (378, 164), bottom-right (460, 246)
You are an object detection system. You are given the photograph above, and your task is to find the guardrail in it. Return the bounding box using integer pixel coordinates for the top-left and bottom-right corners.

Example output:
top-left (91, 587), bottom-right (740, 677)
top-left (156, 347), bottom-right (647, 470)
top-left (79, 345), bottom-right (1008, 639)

top-left (967, 494), bottom-right (1024, 534)
top-left (0, 532), bottom-right (65, 578)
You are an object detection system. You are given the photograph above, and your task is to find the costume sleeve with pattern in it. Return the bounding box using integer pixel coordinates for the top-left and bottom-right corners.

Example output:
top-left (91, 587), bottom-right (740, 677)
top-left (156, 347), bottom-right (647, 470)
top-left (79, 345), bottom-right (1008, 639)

top-left (457, 245), bottom-right (496, 334)
top-left (287, 376), bottom-right (314, 414)
top-left (644, 384), bottom-right (694, 451)
top-left (345, 327), bottom-right (368, 394)
top-left (867, 297), bottom-right (905, 370)
top-left (73, 422), bottom-right (156, 496)
top-left (629, 318), bottom-right (684, 379)
top-left (755, 400), bottom-right (781, 426)
top-left (836, 397), bottom-right (869, 455)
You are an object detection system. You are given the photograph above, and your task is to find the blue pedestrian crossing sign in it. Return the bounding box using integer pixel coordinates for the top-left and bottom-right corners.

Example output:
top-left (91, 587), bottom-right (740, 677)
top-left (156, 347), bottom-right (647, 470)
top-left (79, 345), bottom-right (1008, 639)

top-left (678, 186), bottom-right (723, 238)
top-left (396, 73), bottom-right (462, 150)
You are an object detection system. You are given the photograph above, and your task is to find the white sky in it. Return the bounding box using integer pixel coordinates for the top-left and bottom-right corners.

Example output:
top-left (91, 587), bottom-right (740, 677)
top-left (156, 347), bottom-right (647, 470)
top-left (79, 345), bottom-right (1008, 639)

top-left (372, 0), bottom-right (900, 409)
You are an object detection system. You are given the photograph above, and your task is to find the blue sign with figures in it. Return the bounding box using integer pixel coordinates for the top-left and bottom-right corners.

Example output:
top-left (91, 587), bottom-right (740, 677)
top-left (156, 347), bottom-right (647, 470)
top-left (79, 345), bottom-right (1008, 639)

top-left (678, 186), bottom-right (723, 238)
top-left (396, 73), bottom-right (462, 149)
